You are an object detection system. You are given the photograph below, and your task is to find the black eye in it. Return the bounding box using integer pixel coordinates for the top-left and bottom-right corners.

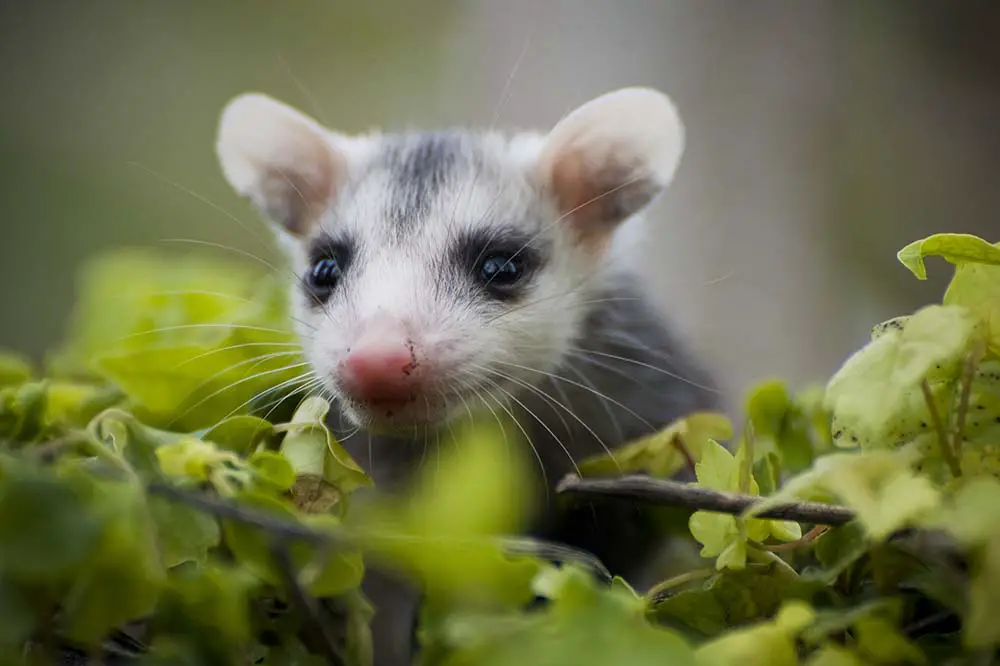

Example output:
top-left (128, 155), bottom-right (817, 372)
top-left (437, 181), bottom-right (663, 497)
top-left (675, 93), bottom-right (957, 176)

top-left (477, 252), bottom-right (524, 289)
top-left (308, 257), bottom-right (342, 291)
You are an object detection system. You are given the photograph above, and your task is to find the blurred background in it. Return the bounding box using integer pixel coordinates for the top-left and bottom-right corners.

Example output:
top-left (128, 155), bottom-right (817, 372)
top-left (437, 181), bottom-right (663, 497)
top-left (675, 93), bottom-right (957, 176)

top-left (2, 1), bottom-right (999, 412)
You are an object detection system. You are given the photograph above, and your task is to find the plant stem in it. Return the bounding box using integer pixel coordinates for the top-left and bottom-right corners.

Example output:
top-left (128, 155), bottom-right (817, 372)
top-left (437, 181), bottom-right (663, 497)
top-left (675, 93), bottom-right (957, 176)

top-left (747, 548), bottom-right (799, 581)
top-left (953, 341), bottom-right (986, 468)
top-left (761, 525), bottom-right (829, 553)
top-left (556, 474), bottom-right (855, 526)
top-left (921, 380), bottom-right (960, 479)
top-left (645, 568), bottom-right (717, 603)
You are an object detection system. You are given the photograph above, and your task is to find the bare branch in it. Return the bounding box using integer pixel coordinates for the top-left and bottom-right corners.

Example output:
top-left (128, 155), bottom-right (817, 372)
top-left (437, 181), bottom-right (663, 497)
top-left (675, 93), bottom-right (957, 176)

top-left (556, 474), bottom-right (856, 526)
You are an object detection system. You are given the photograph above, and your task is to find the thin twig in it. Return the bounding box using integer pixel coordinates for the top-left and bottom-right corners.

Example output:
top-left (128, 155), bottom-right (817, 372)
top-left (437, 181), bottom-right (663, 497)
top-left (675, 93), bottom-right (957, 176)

top-left (147, 482), bottom-right (333, 546)
top-left (761, 525), bottom-right (829, 553)
top-left (921, 380), bottom-right (960, 479)
top-left (953, 341), bottom-right (986, 468)
top-left (148, 482), bottom-right (615, 582)
top-left (556, 474), bottom-right (856, 526)
top-left (644, 568), bottom-right (716, 604)
top-left (270, 539), bottom-right (347, 666)
top-left (669, 434), bottom-right (696, 475)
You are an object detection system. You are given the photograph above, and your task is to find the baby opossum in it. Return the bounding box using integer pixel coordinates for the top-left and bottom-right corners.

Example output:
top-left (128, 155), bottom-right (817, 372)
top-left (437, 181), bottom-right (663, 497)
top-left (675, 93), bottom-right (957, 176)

top-left (215, 87), bottom-right (719, 666)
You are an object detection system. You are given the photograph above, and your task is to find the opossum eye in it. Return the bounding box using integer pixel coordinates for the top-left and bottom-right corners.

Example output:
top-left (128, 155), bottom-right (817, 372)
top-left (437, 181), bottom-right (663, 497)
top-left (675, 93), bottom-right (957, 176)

top-left (308, 257), bottom-right (342, 292)
top-left (477, 252), bottom-right (524, 293)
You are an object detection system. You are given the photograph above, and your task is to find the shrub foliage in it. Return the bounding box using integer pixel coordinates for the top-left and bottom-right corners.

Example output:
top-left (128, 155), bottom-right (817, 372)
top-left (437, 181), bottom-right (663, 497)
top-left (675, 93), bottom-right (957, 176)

top-left (2, 233), bottom-right (1000, 665)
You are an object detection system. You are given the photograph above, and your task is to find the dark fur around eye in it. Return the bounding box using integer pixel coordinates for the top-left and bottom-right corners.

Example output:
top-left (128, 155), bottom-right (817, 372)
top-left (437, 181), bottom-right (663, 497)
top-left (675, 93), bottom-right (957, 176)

top-left (452, 229), bottom-right (547, 301)
top-left (302, 235), bottom-right (354, 305)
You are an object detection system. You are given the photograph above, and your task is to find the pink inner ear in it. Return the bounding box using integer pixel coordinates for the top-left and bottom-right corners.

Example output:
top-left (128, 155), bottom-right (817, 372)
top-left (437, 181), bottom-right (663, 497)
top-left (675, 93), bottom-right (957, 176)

top-left (260, 129), bottom-right (342, 237)
top-left (547, 143), bottom-right (637, 250)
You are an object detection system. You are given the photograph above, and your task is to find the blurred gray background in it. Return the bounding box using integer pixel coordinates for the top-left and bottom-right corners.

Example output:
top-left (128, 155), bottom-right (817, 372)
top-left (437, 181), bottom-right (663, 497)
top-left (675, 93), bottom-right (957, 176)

top-left (3, 1), bottom-right (999, 409)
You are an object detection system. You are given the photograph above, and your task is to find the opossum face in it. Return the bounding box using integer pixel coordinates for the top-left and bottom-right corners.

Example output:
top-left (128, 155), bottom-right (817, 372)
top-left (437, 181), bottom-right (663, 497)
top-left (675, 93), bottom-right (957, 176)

top-left (215, 89), bottom-right (684, 431)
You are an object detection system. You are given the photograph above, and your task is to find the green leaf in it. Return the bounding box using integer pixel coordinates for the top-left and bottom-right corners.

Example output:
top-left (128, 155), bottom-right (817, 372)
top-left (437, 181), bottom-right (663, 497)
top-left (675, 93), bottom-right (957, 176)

top-left (745, 379), bottom-right (816, 472)
top-left (95, 338), bottom-right (304, 432)
top-left (148, 496), bottom-right (221, 569)
top-left (249, 450), bottom-right (296, 492)
top-left (60, 477), bottom-right (166, 645)
top-left (649, 565), bottom-right (823, 637)
top-left (824, 304), bottom-right (983, 449)
top-left (694, 601), bottom-right (816, 666)
top-left (88, 408), bottom-right (188, 479)
top-left (156, 436), bottom-right (242, 483)
top-left (50, 248), bottom-right (284, 373)
top-left (944, 262), bottom-right (1000, 357)
top-left (151, 562), bottom-right (257, 666)
top-left (0, 456), bottom-right (104, 580)
top-left (965, 533), bottom-right (1000, 649)
top-left (0, 352), bottom-right (32, 388)
top-left (923, 476), bottom-right (1000, 546)
top-left (853, 613), bottom-right (928, 664)
top-left (200, 414), bottom-right (277, 455)
top-left (0, 579), bottom-right (37, 651)
top-left (805, 645), bottom-right (866, 666)
top-left (808, 521), bottom-right (868, 585)
top-left (578, 412), bottom-right (733, 478)
top-left (688, 440), bottom-right (801, 569)
top-left (352, 420), bottom-right (540, 606)
top-left (897, 233), bottom-right (1000, 280)
top-left (277, 396), bottom-right (372, 511)
top-left (745, 451), bottom-right (940, 541)
top-left (45, 381), bottom-right (126, 428)
top-left (753, 452), bottom-right (782, 496)
top-left (0, 381), bottom-right (48, 442)
top-left (437, 566), bottom-right (699, 666)
top-left (49, 249), bottom-right (302, 431)
top-left (221, 490), bottom-right (364, 598)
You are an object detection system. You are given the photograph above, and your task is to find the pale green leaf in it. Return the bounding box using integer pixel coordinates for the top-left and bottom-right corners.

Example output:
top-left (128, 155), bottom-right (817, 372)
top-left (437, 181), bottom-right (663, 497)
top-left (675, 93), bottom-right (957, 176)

top-left (745, 451), bottom-right (940, 540)
top-left (965, 533), bottom-right (1000, 649)
top-left (0, 352), bottom-right (32, 387)
top-left (694, 601), bottom-right (815, 666)
top-left (897, 233), bottom-right (1000, 280)
top-left (578, 411), bottom-right (733, 478)
top-left (824, 304), bottom-right (983, 449)
top-left (944, 262), bottom-right (1000, 356)
top-left (805, 645), bottom-right (866, 666)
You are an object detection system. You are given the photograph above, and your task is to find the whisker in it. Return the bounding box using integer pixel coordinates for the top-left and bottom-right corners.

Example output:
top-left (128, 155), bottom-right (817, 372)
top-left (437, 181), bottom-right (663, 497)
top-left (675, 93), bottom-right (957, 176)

top-left (127, 161), bottom-right (273, 252)
top-left (492, 359), bottom-right (655, 432)
top-left (477, 376), bottom-right (548, 493)
top-left (575, 346), bottom-right (718, 394)
top-left (484, 375), bottom-right (578, 478)
top-left (219, 370), bottom-right (320, 425)
top-left (275, 51), bottom-right (328, 126)
top-left (136, 288), bottom-right (318, 334)
top-left (560, 361), bottom-right (626, 444)
top-left (479, 365), bottom-right (620, 474)
top-left (254, 374), bottom-right (325, 423)
top-left (157, 237), bottom-right (284, 276)
top-left (117, 323), bottom-right (294, 343)
top-left (168, 360), bottom-right (312, 427)
top-left (174, 341), bottom-right (303, 369)
top-left (179, 348), bottom-right (305, 403)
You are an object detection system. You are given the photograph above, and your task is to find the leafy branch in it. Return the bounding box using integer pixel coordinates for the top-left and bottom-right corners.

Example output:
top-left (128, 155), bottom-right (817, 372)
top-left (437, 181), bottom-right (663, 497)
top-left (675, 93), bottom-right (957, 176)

top-left (556, 474), bottom-right (856, 526)
top-left (5, 231), bottom-right (1000, 666)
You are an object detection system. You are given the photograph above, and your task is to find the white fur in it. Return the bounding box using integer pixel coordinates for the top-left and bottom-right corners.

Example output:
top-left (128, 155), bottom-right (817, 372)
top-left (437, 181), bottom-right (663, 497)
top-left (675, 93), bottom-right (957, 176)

top-left (214, 87), bottom-right (686, 432)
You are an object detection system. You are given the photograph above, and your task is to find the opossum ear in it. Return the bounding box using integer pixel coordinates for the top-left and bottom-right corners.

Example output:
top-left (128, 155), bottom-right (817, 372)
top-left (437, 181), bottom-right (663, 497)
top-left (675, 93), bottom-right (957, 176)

top-left (538, 87), bottom-right (685, 250)
top-left (216, 93), bottom-right (348, 238)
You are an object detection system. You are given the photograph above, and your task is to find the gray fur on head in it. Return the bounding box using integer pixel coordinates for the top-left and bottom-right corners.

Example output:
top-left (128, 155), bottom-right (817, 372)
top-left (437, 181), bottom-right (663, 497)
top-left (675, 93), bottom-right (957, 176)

top-left (216, 88), bottom-right (692, 435)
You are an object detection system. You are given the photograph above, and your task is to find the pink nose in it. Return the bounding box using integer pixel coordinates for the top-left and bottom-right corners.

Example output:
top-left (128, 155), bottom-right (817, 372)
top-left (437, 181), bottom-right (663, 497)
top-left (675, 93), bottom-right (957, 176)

top-left (339, 344), bottom-right (420, 403)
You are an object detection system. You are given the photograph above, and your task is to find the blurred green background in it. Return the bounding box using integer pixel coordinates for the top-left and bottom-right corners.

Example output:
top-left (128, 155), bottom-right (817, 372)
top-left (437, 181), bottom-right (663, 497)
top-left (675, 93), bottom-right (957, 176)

top-left (3, 1), bottom-right (1000, 403)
